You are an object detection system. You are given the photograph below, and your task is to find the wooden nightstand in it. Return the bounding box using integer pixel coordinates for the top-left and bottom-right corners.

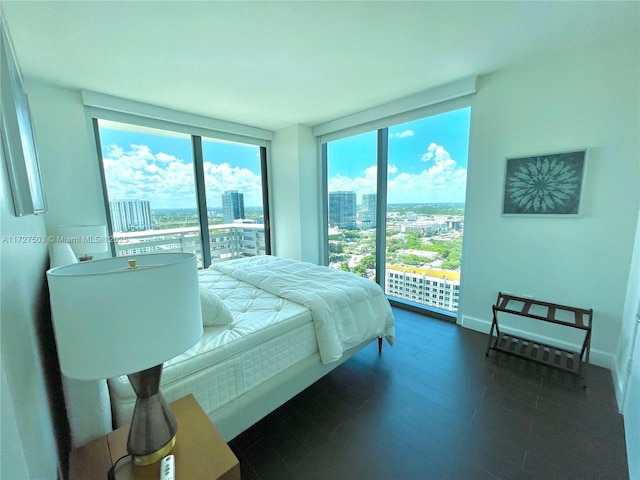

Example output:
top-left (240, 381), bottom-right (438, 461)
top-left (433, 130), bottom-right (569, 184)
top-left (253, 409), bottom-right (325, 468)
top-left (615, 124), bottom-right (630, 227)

top-left (69, 394), bottom-right (240, 480)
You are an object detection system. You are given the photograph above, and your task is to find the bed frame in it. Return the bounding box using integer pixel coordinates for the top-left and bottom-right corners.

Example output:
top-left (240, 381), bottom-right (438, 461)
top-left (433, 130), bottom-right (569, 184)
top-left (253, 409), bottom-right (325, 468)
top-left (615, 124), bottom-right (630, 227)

top-left (208, 338), bottom-right (377, 439)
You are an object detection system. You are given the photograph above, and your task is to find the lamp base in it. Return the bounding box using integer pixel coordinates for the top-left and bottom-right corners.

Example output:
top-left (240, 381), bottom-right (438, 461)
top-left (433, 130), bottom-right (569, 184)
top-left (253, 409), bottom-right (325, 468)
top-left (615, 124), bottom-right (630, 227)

top-left (127, 365), bottom-right (178, 466)
top-left (132, 434), bottom-right (176, 466)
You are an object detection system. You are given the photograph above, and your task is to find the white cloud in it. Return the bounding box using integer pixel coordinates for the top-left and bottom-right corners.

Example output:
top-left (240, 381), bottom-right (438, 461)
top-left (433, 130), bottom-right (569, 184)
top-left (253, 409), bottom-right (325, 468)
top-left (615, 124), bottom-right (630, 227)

top-left (389, 130), bottom-right (414, 139)
top-left (328, 143), bottom-right (466, 204)
top-left (203, 162), bottom-right (263, 208)
top-left (129, 144), bottom-right (155, 162)
top-left (103, 144), bottom-right (263, 209)
top-left (421, 142), bottom-right (451, 163)
top-left (156, 152), bottom-right (178, 163)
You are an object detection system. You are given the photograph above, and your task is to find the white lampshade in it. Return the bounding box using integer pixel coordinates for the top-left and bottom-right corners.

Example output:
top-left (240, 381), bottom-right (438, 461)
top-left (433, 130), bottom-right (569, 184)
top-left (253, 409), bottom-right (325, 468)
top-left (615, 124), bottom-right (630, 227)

top-left (47, 252), bottom-right (203, 380)
top-left (56, 224), bottom-right (109, 256)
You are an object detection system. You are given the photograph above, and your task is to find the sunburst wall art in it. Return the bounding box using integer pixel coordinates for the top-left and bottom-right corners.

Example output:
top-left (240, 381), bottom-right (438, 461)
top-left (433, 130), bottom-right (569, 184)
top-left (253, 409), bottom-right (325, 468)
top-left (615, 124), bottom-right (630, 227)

top-left (502, 150), bottom-right (587, 215)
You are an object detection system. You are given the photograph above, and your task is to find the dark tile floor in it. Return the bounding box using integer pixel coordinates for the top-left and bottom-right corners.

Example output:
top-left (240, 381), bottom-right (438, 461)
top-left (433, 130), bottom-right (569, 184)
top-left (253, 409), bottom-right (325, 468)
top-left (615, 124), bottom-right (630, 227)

top-left (228, 308), bottom-right (628, 480)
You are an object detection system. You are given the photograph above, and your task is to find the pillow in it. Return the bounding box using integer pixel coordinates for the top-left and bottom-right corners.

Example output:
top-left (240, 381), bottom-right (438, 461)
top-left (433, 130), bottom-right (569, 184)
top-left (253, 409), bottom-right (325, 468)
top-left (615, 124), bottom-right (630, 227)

top-left (199, 285), bottom-right (234, 327)
top-left (50, 243), bottom-right (78, 267)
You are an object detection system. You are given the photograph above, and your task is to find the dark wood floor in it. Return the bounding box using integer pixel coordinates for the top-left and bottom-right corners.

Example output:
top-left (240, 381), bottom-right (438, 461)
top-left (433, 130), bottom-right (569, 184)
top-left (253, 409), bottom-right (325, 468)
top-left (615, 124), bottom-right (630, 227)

top-left (228, 308), bottom-right (628, 480)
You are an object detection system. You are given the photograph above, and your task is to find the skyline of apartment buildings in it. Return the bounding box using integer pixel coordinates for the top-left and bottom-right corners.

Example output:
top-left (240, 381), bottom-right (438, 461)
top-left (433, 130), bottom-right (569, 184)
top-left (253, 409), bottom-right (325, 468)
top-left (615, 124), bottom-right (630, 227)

top-left (329, 191), bottom-right (357, 230)
top-left (109, 199), bottom-right (153, 232)
top-left (359, 193), bottom-right (377, 230)
top-left (222, 190), bottom-right (245, 224)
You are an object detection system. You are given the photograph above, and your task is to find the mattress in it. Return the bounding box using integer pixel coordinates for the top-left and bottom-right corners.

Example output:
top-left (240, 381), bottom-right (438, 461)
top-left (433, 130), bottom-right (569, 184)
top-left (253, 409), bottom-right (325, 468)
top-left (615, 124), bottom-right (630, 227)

top-left (212, 255), bottom-right (396, 362)
top-left (108, 268), bottom-right (316, 427)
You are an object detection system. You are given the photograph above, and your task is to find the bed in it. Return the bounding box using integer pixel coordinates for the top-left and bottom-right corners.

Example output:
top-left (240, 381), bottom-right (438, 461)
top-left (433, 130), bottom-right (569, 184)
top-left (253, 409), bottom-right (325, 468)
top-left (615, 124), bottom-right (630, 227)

top-left (108, 255), bottom-right (395, 440)
top-left (52, 248), bottom-right (395, 446)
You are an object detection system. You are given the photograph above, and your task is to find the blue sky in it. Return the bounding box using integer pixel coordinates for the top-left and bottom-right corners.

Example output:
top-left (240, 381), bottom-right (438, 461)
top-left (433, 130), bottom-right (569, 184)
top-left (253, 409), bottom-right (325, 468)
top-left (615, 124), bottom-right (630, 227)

top-left (99, 107), bottom-right (470, 210)
top-left (98, 121), bottom-right (263, 209)
top-left (328, 107), bottom-right (470, 204)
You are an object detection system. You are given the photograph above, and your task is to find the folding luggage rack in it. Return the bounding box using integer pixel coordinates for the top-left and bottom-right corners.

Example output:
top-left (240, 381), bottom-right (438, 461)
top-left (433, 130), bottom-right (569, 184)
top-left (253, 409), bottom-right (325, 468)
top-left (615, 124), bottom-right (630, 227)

top-left (485, 292), bottom-right (593, 386)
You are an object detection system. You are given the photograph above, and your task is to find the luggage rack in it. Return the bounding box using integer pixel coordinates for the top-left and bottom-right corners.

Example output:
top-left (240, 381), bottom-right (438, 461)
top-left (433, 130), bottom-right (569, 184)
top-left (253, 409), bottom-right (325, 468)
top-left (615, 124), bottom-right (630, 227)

top-left (485, 292), bottom-right (593, 386)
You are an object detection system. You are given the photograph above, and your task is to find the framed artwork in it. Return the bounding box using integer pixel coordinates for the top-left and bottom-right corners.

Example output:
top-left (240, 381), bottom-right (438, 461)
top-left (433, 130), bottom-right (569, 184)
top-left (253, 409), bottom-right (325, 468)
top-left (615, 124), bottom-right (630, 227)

top-left (502, 150), bottom-right (587, 216)
top-left (1, 16), bottom-right (47, 216)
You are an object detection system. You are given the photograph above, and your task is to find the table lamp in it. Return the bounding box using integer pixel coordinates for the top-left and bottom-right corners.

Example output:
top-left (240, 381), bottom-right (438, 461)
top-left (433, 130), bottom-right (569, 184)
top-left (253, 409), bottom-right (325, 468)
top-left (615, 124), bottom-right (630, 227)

top-left (47, 252), bottom-right (203, 466)
top-left (56, 224), bottom-right (109, 261)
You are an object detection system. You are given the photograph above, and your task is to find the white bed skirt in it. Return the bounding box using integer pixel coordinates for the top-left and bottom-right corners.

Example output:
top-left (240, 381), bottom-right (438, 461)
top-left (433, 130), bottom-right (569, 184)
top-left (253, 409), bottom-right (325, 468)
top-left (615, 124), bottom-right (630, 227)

top-left (211, 337), bottom-right (375, 440)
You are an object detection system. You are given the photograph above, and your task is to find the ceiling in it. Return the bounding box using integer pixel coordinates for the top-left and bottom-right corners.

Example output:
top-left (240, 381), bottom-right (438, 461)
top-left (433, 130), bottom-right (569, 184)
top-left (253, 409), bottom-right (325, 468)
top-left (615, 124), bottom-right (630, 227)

top-left (2, 1), bottom-right (638, 132)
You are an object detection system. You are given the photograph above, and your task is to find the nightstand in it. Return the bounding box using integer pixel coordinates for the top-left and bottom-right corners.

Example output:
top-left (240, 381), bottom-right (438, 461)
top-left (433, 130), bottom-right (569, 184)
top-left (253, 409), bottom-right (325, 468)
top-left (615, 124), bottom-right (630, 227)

top-left (69, 394), bottom-right (240, 480)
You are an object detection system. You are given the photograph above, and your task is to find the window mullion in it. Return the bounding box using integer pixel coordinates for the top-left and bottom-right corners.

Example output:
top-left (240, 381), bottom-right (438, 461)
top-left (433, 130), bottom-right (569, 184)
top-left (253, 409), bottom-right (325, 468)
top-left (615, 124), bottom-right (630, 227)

top-left (375, 128), bottom-right (388, 287)
top-left (192, 135), bottom-right (212, 268)
top-left (93, 118), bottom-right (117, 257)
top-left (259, 146), bottom-right (272, 255)
top-left (320, 142), bottom-right (329, 265)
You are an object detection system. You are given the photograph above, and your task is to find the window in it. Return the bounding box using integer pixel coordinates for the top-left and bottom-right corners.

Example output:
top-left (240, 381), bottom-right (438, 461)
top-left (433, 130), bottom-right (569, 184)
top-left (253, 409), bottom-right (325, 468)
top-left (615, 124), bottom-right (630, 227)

top-left (326, 131), bottom-right (378, 280)
top-left (324, 107), bottom-right (470, 316)
top-left (95, 119), bottom-right (270, 267)
top-left (201, 137), bottom-right (268, 261)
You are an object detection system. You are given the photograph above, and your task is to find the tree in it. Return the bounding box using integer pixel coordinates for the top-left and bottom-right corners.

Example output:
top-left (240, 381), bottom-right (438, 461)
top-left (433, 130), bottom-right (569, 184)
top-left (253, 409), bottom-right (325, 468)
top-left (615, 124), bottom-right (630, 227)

top-left (360, 254), bottom-right (376, 269)
top-left (329, 253), bottom-right (347, 263)
top-left (329, 243), bottom-right (344, 254)
top-left (342, 230), bottom-right (361, 241)
top-left (399, 254), bottom-right (423, 266)
top-left (352, 263), bottom-right (367, 277)
top-left (442, 249), bottom-right (462, 270)
top-left (405, 232), bottom-right (423, 249)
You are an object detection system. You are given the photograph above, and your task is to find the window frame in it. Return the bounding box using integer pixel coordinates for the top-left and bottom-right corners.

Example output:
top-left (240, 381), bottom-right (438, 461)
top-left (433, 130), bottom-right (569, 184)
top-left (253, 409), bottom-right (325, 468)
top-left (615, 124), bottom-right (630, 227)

top-left (321, 97), bottom-right (473, 321)
top-left (90, 113), bottom-right (272, 268)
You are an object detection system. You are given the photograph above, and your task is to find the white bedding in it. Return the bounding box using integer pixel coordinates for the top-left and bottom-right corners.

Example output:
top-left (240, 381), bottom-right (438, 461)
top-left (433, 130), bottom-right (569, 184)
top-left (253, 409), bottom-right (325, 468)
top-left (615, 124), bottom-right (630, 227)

top-left (210, 256), bottom-right (396, 363)
top-left (109, 267), bottom-right (315, 427)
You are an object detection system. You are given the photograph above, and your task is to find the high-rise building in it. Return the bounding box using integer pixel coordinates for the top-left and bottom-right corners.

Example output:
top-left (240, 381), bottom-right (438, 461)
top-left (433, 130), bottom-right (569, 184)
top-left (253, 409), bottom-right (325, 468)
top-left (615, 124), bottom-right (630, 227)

top-left (362, 194), bottom-right (376, 212)
top-left (222, 190), bottom-right (245, 224)
top-left (329, 191), bottom-right (356, 230)
top-left (385, 266), bottom-right (460, 312)
top-left (360, 193), bottom-right (377, 229)
top-left (109, 199), bottom-right (152, 232)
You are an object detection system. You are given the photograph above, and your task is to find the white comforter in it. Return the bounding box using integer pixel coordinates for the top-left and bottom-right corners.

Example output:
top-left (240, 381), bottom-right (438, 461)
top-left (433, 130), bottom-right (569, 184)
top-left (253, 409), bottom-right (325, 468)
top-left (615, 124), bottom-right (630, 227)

top-left (210, 256), bottom-right (395, 363)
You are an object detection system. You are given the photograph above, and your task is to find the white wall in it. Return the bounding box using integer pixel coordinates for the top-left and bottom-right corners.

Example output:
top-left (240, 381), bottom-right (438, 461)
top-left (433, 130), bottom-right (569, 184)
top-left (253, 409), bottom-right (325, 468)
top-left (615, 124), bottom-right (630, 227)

top-left (0, 137), bottom-right (61, 478)
top-left (617, 207), bottom-right (640, 398)
top-left (618, 207), bottom-right (640, 479)
top-left (271, 124), bottom-right (322, 263)
top-left (461, 31), bottom-right (640, 370)
top-left (26, 81), bottom-right (108, 233)
top-left (297, 126), bottom-right (322, 264)
top-left (1, 366), bottom-right (29, 479)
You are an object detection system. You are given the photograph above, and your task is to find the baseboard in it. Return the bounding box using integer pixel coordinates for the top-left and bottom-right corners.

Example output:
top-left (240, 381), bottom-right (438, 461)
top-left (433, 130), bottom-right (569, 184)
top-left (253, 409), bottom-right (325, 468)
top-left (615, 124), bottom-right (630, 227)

top-left (612, 360), bottom-right (626, 413)
top-left (460, 314), bottom-right (614, 370)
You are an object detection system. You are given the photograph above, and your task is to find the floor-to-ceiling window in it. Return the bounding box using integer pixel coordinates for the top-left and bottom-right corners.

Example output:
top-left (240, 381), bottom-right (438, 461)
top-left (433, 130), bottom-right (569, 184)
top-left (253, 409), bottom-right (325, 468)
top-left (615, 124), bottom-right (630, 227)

top-left (324, 107), bottom-right (470, 316)
top-left (326, 130), bottom-right (378, 279)
top-left (201, 137), bottom-right (269, 261)
top-left (94, 119), bottom-right (271, 268)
